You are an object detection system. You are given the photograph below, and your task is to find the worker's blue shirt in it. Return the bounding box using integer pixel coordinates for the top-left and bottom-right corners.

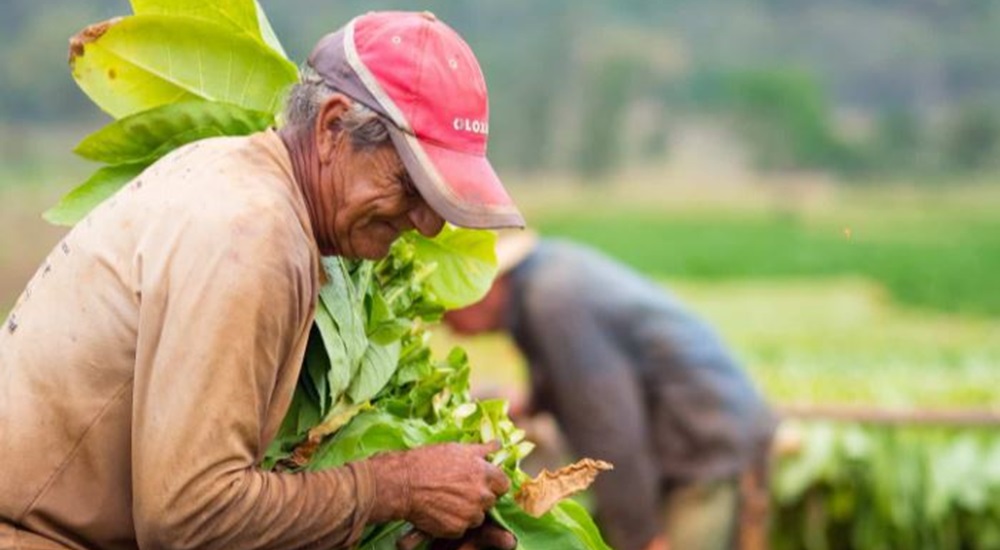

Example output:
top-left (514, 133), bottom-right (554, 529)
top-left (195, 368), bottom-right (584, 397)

top-left (506, 239), bottom-right (775, 550)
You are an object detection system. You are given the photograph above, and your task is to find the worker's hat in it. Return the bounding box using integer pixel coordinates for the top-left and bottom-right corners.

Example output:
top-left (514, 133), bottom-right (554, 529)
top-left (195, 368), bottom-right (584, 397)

top-left (308, 11), bottom-right (525, 230)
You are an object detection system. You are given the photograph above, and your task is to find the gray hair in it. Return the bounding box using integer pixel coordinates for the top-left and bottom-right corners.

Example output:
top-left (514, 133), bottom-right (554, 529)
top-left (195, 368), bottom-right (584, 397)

top-left (282, 65), bottom-right (391, 149)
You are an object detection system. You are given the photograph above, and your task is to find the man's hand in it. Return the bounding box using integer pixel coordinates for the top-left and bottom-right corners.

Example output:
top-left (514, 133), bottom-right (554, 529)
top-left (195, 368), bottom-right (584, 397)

top-left (368, 442), bottom-right (511, 539)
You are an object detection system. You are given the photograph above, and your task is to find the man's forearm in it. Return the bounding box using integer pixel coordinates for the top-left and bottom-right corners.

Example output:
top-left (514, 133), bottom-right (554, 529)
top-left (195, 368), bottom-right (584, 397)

top-left (134, 462), bottom-right (376, 550)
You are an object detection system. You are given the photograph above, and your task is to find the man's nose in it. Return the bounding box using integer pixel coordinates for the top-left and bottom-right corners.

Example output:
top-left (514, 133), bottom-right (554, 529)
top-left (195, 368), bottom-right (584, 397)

top-left (409, 200), bottom-right (446, 237)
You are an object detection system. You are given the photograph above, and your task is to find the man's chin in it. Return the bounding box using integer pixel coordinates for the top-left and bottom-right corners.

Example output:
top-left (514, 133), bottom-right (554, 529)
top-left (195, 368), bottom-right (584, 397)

top-left (352, 237), bottom-right (397, 260)
top-left (356, 249), bottom-right (388, 261)
top-left (337, 225), bottom-right (401, 260)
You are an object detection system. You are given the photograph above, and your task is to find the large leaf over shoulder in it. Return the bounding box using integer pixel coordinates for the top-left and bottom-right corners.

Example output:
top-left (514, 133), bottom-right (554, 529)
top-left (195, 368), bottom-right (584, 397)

top-left (74, 100), bottom-right (272, 164)
top-left (130, 0), bottom-right (255, 32)
top-left (69, 15), bottom-right (297, 119)
top-left (409, 226), bottom-right (498, 309)
top-left (44, 163), bottom-right (146, 226)
top-left (254, 2), bottom-right (287, 58)
top-left (129, 0), bottom-right (287, 57)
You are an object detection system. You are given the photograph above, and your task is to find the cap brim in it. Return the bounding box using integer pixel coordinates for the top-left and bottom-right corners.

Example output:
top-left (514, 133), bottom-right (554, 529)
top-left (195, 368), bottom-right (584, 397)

top-left (387, 125), bottom-right (525, 230)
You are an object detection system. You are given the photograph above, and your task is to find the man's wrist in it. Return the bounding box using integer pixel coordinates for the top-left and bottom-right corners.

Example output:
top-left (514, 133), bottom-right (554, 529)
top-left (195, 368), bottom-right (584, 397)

top-left (366, 451), bottom-right (413, 523)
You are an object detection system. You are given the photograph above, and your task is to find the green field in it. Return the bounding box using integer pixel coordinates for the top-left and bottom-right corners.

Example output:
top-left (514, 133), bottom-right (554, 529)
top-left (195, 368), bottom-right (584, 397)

top-left (532, 188), bottom-right (1000, 318)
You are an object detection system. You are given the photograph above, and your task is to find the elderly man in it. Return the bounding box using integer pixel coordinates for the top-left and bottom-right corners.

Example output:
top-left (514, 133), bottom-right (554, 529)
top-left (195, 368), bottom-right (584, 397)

top-left (444, 235), bottom-right (776, 550)
top-left (0, 12), bottom-right (522, 550)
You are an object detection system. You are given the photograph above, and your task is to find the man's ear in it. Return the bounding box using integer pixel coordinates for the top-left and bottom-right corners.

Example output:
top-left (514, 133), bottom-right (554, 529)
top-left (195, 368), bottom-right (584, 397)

top-left (314, 93), bottom-right (352, 164)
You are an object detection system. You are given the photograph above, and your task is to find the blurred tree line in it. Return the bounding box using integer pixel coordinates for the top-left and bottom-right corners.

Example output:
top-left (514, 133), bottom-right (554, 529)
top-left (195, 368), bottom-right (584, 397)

top-left (3, 0), bottom-right (1000, 179)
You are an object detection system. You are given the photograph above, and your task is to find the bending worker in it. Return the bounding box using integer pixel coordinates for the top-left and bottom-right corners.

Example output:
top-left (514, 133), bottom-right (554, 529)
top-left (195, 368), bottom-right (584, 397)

top-left (1, 12), bottom-right (522, 550)
top-left (445, 234), bottom-right (776, 550)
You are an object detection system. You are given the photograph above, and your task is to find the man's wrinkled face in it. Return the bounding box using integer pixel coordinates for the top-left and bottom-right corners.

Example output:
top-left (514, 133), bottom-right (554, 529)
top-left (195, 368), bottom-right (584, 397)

top-left (326, 137), bottom-right (445, 260)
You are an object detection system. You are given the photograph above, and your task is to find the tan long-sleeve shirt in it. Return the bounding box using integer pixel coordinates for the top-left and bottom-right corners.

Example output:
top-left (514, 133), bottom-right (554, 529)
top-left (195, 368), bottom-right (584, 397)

top-left (0, 131), bottom-right (376, 550)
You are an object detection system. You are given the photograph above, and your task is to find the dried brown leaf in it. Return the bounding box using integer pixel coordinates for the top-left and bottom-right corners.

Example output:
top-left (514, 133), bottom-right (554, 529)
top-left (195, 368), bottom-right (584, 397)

top-left (68, 17), bottom-right (122, 64)
top-left (514, 458), bottom-right (613, 517)
top-left (275, 401), bottom-right (370, 471)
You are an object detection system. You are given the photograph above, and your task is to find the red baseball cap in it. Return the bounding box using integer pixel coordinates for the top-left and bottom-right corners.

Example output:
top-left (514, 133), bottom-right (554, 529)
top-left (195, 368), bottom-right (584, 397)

top-left (308, 11), bottom-right (525, 229)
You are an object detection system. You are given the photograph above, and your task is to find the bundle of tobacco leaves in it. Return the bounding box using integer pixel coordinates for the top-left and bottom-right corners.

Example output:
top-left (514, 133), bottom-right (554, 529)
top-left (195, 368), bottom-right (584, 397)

top-left (263, 228), bottom-right (610, 549)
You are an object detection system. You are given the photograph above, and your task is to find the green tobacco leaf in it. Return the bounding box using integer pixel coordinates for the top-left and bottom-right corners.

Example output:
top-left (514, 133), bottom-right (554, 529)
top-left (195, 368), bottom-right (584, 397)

top-left (309, 411), bottom-right (433, 469)
top-left (774, 421), bottom-right (838, 503)
top-left (254, 1), bottom-right (288, 58)
top-left (367, 288), bottom-right (411, 344)
top-left (130, 0), bottom-right (287, 58)
top-left (368, 318), bottom-right (411, 346)
top-left (261, 385), bottom-right (319, 469)
top-left (70, 15), bottom-right (297, 119)
top-left (295, 391), bottom-right (322, 436)
top-left (549, 500), bottom-right (611, 550)
top-left (409, 226), bottom-right (498, 309)
top-left (357, 522), bottom-right (410, 550)
top-left (393, 343), bottom-right (433, 386)
top-left (319, 258), bottom-right (368, 366)
top-left (130, 0), bottom-right (256, 32)
top-left (367, 288), bottom-right (394, 333)
top-left (347, 341), bottom-right (402, 403)
top-left (303, 330), bottom-right (331, 415)
top-left (490, 495), bottom-right (608, 550)
top-left (927, 435), bottom-right (986, 516)
top-left (276, 384), bottom-right (321, 444)
top-left (44, 163), bottom-right (146, 226)
top-left (74, 101), bottom-right (272, 164)
top-left (313, 299), bottom-right (351, 401)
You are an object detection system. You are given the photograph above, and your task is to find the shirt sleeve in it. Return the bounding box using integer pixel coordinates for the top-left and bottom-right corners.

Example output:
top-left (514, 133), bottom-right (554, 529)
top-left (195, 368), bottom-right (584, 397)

top-left (523, 290), bottom-right (662, 550)
top-left (130, 205), bottom-right (376, 550)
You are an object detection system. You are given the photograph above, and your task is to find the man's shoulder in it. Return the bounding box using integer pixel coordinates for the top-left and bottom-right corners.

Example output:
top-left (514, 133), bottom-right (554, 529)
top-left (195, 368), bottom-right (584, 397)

top-left (126, 133), bottom-right (313, 264)
top-left (141, 133), bottom-right (301, 227)
top-left (155, 132), bottom-right (291, 194)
